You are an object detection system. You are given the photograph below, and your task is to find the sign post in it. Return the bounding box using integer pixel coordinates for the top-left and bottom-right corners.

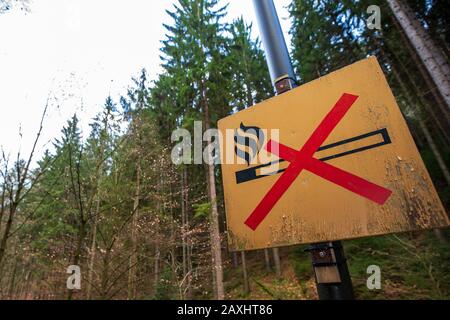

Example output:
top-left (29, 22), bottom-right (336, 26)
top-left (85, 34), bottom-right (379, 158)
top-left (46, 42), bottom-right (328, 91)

top-left (251, 0), bottom-right (354, 300)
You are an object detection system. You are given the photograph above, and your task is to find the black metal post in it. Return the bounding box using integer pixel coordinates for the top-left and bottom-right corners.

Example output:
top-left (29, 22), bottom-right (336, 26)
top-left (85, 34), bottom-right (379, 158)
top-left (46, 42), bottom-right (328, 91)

top-left (252, 0), bottom-right (354, 300)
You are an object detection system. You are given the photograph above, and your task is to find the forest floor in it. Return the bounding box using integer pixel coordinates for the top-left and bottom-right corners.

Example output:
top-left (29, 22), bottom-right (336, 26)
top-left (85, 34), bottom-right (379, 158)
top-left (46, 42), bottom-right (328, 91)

top-left (224, 229), bottom-right (450, 300)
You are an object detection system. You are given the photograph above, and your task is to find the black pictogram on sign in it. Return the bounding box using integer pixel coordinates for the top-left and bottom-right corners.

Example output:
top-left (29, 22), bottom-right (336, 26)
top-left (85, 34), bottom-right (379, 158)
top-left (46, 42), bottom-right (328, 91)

top-left (235, 128), bottom-right (391, 184)
top-left (234, 122), bottom-right (265, 166)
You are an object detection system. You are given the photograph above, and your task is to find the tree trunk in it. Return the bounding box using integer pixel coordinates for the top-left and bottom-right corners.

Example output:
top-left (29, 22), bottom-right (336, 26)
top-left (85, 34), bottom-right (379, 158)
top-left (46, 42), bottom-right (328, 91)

top-left (67, 219), bottom-right (86, 300)
top-left (0, 203), bottom-right (17, 269)
top-left (8, 257), bottom-right (18, 299)
top-left (181, 168), bottom-right (188, 292)
top-left (232, 252), bottom-right (238, 268)
top-left (202, 80), bottom-right (225, 300)
top-left (264, 249), bottom-right (271, 272)
top-left (153, 174), bottom-right (162, 296)
top-left (181, 168), bottom-right (192, 298)
top-left (153, 246), bottom-right (160, 293)
top-left (380, 44), bottom-right (450, 151)
top-left (184, 170), bottom-right (192, 299)
top-left (389, 57), bottom-right (450, 188)
top-left (86, 195), bottom-right (100, 300)
top-left (383, 23), bottom-right (450, 142)
top-left (241, 251), bottom-right (250, 295)
top-left (387, 0), bottom-right (450, 110)
top-left (100, 248), bottom-right (111, 300)
top-left (272, 248), bottom-right (281, 278)
top-left (153, 214), bottom-right (160, 296)
top-left (128, 159), bottom-right (141, 300)
top-left (416, 120), bottom-right (450, 188)
top-left (207, 160), bottom-right (224, 299)
top-left (23, 269), bottom-right (32, 300)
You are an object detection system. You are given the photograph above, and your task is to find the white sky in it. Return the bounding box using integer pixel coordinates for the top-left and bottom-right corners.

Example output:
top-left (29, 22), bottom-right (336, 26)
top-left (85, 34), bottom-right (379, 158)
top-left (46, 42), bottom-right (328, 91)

top-left (0, 0), bottom-right (292, 161)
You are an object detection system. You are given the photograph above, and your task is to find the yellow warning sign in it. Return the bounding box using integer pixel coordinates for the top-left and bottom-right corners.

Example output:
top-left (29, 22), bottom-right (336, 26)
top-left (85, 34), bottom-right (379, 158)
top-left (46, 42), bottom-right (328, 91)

top-left (218, 56), bottom-right (449, 251)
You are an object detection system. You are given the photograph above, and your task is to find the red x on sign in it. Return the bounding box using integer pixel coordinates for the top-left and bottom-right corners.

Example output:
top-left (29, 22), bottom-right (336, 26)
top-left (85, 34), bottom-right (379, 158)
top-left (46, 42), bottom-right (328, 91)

top-left (244, 93), bottom-right (393, 231)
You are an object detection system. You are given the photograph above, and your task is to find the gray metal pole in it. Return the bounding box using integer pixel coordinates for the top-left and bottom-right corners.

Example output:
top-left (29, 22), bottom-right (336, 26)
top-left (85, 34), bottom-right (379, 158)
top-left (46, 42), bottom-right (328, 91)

top-left (252, 0), bottom-right (354, 300)
top-left (252, 0), bottom-right (296, 94)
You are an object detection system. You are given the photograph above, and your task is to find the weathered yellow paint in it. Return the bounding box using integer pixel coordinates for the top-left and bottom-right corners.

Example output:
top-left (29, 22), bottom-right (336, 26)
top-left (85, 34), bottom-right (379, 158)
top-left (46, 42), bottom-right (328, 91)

top-left (218, 57), bottom-right (449, 251)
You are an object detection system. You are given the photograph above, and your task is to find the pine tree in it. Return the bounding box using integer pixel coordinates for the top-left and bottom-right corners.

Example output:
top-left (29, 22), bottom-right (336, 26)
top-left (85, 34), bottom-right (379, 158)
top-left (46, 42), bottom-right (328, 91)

top-left (289, 0), bottom-right (364, 82)
top-left (228, 17), bottom-right (273, 110)
top-left (84, 96), bottom-right (120, 299)
top-left (387, 0), bottom-right (450, 110)
top-left (159, 0), bottom-right (230, 300)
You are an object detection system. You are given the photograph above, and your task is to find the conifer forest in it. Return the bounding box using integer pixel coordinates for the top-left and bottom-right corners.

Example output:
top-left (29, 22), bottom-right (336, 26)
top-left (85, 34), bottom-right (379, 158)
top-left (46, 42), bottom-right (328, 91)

top-left (0, 0), bottom-right (449, 301)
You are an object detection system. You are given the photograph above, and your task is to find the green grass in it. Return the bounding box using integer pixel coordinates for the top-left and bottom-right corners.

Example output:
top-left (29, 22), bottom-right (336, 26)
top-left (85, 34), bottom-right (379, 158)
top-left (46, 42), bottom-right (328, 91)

top-left (344, 232), bottom-right (450, 299)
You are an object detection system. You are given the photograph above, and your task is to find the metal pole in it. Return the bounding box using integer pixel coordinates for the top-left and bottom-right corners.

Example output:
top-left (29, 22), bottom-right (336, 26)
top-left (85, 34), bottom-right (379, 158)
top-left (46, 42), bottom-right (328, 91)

top-left (252, 0), bottom-right (296, 93)
top-left (252, 0), bottom-right (354, 300)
